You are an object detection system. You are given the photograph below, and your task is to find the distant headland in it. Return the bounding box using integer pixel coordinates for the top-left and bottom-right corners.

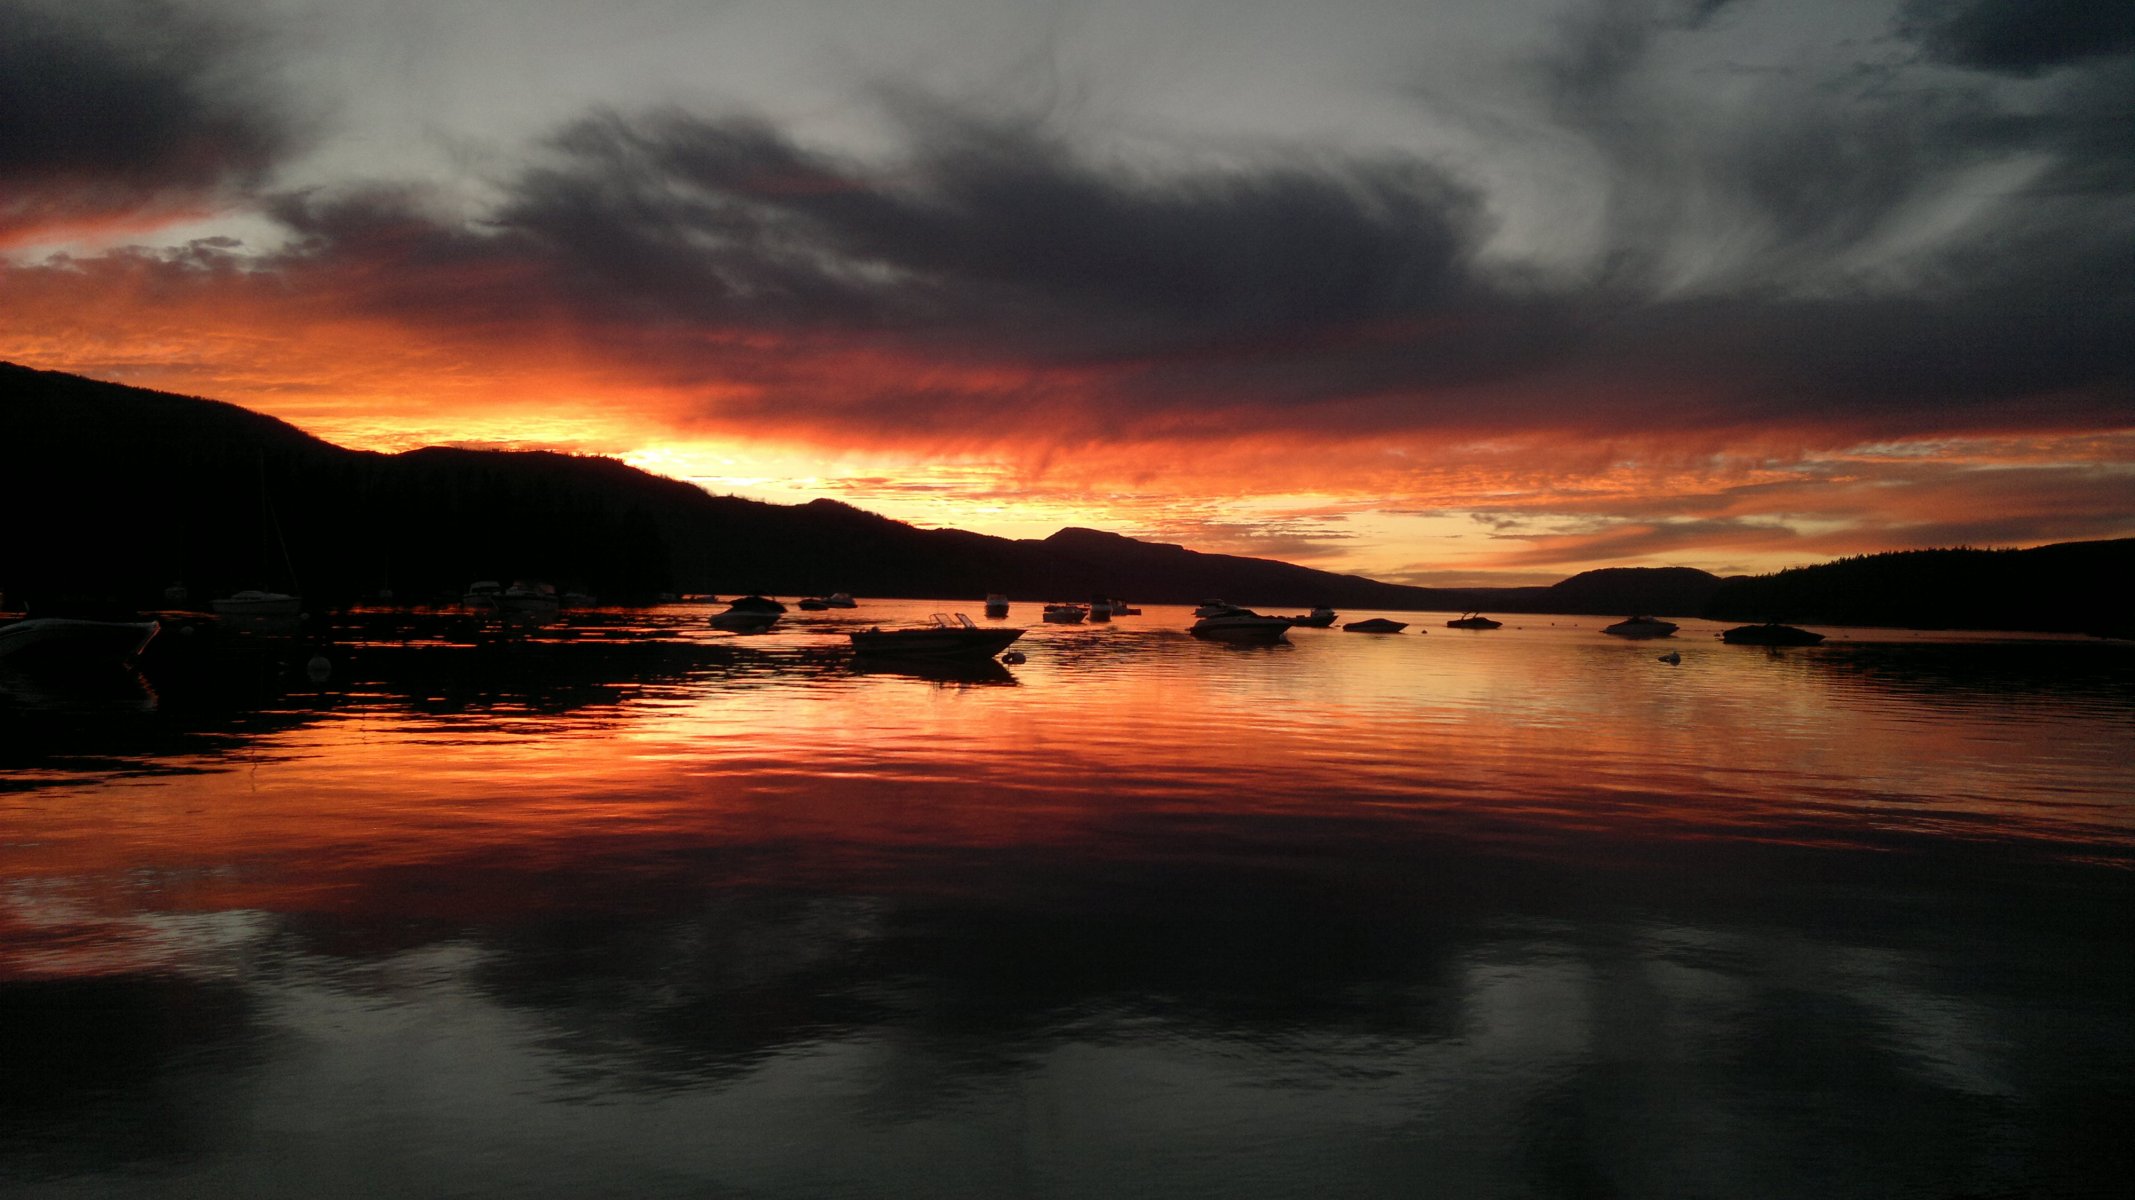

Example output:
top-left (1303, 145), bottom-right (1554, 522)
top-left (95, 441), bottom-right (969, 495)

top-left (5, 362), bottom-right (2129, 634)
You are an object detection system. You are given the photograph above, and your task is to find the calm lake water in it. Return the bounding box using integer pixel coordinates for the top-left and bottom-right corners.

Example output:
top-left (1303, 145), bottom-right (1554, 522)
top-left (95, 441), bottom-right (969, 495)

top-left (4, 602), bottom-right (2131, 1198)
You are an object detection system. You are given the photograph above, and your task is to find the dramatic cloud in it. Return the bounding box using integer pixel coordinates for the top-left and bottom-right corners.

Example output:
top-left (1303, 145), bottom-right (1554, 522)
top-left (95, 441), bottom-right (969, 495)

top-left (3, 0), bottom-right (2131, 576)
top-left (1901, 0), bottom-right (2135, 76)
top-left (0, 0), bottom-right (301, 247)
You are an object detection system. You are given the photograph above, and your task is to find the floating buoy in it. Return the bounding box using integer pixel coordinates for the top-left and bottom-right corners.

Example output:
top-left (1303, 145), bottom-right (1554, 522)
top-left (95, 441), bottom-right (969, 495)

top-left (1000, 650), bottom-right (1026, 664)
top-left (306, 653), bottom-right (333, 681)
top-left (1658, 650), bottom-right (1681, 665)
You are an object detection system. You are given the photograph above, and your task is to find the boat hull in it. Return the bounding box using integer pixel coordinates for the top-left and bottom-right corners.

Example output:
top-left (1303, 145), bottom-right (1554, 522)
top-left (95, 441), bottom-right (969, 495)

top-left (1189, 617), bottom-right (1290, 643)
top-left (0, 618), bottom-right (160, 664)
top-left (710, 611), bottom-right (780, 633)
top-left (849, 628), bottom-right (1024, 659)
top-left (212, 592), bottom-right (302, 616)
top-left (1602, 618), bottom-right (1679, 639)
top-left (1721, 623), bottom-right (1825, 646)
top-left (1343, 619), bottom-right (1408, 633)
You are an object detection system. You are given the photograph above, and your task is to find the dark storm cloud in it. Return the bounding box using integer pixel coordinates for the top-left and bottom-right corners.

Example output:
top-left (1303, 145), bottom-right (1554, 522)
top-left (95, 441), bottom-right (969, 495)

top-left (1524, 0), bottom-right (2135, 434)
top-left (1900, 0), bottom-right (2135, 76)
top-left (0, 0), bottom-right (298, 241)
top-left (486, 105), bottom-right (1517, 362)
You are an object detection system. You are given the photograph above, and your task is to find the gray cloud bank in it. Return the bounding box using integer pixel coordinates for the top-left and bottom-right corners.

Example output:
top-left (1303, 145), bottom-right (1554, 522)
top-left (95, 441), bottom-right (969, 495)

top-left (0, 0), bottom-right (297, 242)
top-left (10, 0), bottom-right (2135, 451)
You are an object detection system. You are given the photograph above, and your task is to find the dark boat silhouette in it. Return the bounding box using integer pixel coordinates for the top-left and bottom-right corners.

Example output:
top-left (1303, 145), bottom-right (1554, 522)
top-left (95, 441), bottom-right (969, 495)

top-left (1721, 622), bottom-right (1825, 646)
top-left (1342, 618), bottom-right (1408, 634)
top-left (1446, 612), bottom-right (1501, 629)
top-left (849, 613), bottom-right (1024, 659)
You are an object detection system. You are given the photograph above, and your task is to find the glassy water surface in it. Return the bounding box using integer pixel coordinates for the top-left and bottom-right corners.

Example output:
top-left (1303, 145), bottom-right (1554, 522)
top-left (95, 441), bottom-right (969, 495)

top-left (4, 603), bottom-right (2131, 1197)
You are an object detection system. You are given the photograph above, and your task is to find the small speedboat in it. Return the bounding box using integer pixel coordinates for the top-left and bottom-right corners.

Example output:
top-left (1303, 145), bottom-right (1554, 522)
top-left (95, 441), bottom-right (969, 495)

top-left (711, 595), bottom-right (784, 633)
top-left (1042, 604), bottom-right (1088, 624)
top-left (1602, 616), bottom-right (1678, 639)
top-left (1284, 607), bottom-right (1337, 628)
top-left (983, 594), bottom-right (1010, 618)
top-left (1342, 618), bottom-right (1407, 634)
top-left (1189, 609), bottom-right (1291, 643)
top-left (849, 613), bottom-right (1024, 659)
top-left (1445, 612), bottom-right (1501, 630)
top-left (0, 616), bottom-right (160, 664)
top-left (1721, 622), bottom-right (1824, 646)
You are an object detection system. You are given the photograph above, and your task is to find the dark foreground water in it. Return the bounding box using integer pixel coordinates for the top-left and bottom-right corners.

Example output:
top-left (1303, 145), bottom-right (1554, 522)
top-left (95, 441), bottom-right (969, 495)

top-left (3, 603), bottom-right (2130, 1198)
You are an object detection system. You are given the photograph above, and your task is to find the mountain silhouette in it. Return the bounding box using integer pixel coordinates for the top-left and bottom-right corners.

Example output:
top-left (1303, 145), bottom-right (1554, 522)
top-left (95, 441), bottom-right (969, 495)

top-left (10, 361), bottom-right (2122, 631)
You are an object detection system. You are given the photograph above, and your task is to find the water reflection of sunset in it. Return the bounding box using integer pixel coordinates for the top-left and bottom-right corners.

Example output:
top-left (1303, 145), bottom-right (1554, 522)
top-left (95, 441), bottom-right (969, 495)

top-left (8, 611), bottom-right (2129, 984)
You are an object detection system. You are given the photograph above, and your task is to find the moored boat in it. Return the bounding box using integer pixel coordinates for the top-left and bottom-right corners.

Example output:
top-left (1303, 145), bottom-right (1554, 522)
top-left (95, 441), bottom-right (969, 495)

top-left (711, 595), bottom-right (785, 633)
top-left (849, 613), bottom-right (1024, 659)
top-left (984, 593), bottom-right (1010, 618)
top-left (1602, 615), bottom-right (1679, 639)
top-left (1284, 606), bottom-right (1337, 628)
top-left (1042, 604), bottom-right (1088, 624)
top-left (1721, 622), bottom-right (1825, 646)
top-left (498, 581), bottom-right (560, 615)
top-left (212, 589), bottom-right (302, 617)
top-left (1191, 599), bottom-right (1236, 619)
top-left (1342, 618), bottom-right (1407, 634)
top-left (1189, 609), bottom-right (1291, 643)
top-left (1446, 612), bottom-right (1501, 630)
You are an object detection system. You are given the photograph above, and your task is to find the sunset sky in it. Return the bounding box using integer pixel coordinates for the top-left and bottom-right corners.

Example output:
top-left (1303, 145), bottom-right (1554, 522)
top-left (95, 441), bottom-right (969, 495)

top-left (5, 0), bottom-right (2132, 584)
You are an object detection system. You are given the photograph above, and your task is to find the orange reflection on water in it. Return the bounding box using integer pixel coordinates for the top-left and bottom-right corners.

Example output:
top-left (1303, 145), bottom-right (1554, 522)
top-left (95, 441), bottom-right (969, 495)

top-left (4, 610), bottom-right (2130, 979)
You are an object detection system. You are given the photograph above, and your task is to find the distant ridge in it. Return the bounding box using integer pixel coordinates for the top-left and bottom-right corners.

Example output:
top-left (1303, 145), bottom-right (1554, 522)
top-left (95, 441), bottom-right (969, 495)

top-left (1704, 542), bottom-right (2135, 635)
top-left (5, 361), bottom-right (2125, 631)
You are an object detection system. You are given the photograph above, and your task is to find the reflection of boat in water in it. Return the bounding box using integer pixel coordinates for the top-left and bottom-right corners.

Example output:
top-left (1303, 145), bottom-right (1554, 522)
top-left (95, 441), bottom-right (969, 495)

top-left (1446, 612), bottom-right (1501, 630)
top-left (710, 595), bottom-right (785, 633)
top-left (0, 662), bottom-right (159, 712)
top-left (1602, 616), bottom-right (1679, 639)
top-left (1189, 609), bottom-right (1291, 643)
top-left (1721, 622), bottom-right (1825, 646)
top-left (0, 617), bottom-right (160, 665)
top-left (850, 655), bottom-right (1018, 686)
top-left (1283, 606), bottom-right (1337, 628)
top-left (212, 589), bottom-right (302, 617)
top-left (1343, 618), bottom-right (1407, 634)
top-left (1043, 604), bottom-right (1088, 624)
top-left (984, 593), bottom-right (1010, 618)
top-left (849, 613), bottom-right (1024, 659)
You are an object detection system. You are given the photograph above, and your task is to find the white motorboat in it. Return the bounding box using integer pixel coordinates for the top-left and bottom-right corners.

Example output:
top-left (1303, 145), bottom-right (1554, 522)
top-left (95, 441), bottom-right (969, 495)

top-left (1602, 615), bottom-right (1679, 639)
top-left (1189, 610), bottom-right (1291, 643)
top-left (0, 617), bottom-right (160, 664)
top-left (212, 590), bottom-right (302, 617)
top-left (849, 613), bottom-right (1024, 659)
